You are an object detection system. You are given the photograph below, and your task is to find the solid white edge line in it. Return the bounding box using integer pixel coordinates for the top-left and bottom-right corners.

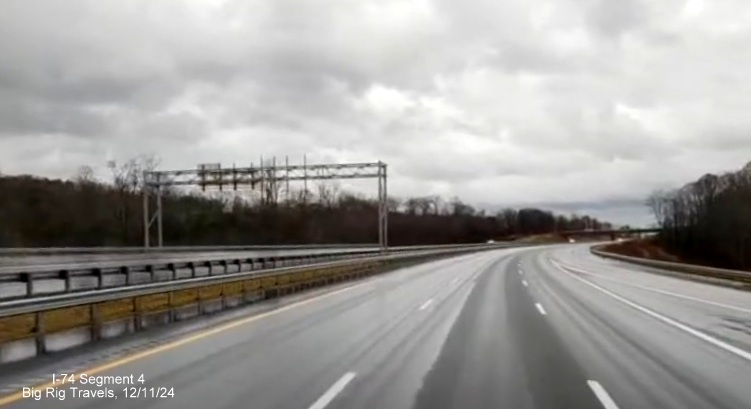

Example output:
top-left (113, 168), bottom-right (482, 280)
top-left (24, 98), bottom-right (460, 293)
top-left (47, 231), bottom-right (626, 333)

top-left (557, 262), bottom-right (751, 314)
top-left (419, 299), bottom-right (434, 311)
top-left (587, 380), bottom-right (620, 409)
top-left (522, 280), bottom-right (528, 287)
top-left (308, 372), bottom-right (357, 409)
top-left (535, 302), bottom-right (547, 315)
top-left (552, 261), bottom-right (751, 362)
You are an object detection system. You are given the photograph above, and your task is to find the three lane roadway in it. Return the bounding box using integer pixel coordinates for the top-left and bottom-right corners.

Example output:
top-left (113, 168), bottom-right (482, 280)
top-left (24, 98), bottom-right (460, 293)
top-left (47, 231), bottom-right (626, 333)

top-left (1, 244), bottom-right (750, 409)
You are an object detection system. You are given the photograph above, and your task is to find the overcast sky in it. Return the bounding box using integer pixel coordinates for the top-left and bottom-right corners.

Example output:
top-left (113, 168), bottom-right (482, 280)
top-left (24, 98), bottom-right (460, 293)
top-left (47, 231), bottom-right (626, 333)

top-left (2, 0), bottom-right (751, 226)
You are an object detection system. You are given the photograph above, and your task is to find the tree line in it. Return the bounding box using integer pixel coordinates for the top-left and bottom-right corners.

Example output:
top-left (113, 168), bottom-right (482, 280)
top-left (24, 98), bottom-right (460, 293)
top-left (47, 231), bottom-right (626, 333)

top-left (648, 161), bottom-right (751, 269)
top-left (0, 157), bottom-right (612, 247)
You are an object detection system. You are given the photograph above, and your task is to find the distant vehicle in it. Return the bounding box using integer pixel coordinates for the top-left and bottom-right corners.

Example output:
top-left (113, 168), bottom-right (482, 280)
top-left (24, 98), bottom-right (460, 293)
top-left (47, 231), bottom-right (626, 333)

top-left (568, 238), bottom-right (576, 243)
top-left (487, 239), bottom-right (495, 244)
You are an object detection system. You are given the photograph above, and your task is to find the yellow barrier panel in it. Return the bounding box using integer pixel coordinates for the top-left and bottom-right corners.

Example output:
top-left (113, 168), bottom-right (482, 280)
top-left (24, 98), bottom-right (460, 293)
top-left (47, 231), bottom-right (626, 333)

top-left (199, 284), bottom-right (223, 300)
top-left (0, 314), bottom-right (37, 342)
top-left (261, 276), bottom-right (277, 289)
top-left (171, 288), bottom-right (199, 307)
top-left (291, 271), bottom-right (302, 283)
top-left (43, 306), bottom-right (92, 333)
top-left (223, 282), bottom-right (243, 296)
top-left (137, 293), bottom-right (170, 313)
top-left (277, 273), bottom-right (291, 287)
top-left (97, 298), bottom-right (135, 322)
top-left (302, 269), bottom-right (315, 282)
top-left (244, 278), bottom-right (261, 291)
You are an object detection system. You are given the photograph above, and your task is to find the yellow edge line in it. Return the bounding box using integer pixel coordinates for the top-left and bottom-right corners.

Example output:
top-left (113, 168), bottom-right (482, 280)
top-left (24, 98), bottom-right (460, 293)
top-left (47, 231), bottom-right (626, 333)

top-left (0, 282), bottom-right (364, 407)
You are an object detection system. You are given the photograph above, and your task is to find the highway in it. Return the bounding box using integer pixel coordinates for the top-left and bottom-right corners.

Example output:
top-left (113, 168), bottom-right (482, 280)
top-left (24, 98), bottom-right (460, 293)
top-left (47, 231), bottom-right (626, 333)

top-left (1, 244), bottom-right (750, 409)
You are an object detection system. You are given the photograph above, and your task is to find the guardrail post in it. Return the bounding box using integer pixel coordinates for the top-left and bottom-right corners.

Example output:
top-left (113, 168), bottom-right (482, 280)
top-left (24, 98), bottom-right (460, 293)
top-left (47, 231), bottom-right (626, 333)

top-left (122, 266), bottom-right (131, 285)
top-left (147, 265), bottom-right (155, 282)
top-left (60, 270), bottom-right (71, 293)
top-left (134, 309), bottom-right (143, 332)
top-left (35, 311), bottom-right (45, 356)
top-left (188, 262), bottom-right (196, 278)
top-left (168, 292), bottom-right (176, 323)
top-left (22, 272), bottom-right (33, 298)
top-left (168, 263), bottom-right (176, 280)
top-left (90, 304), bottom-right (100, 342)
top-left (94, 268), bottom-right (104, 289)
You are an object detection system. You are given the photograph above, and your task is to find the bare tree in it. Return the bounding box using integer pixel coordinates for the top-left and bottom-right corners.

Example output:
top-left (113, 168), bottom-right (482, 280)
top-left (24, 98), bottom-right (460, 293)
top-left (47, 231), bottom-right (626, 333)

top-left (387, 197), bottom-right (401, 213)
top-left (417, 197), bottom-right (432, 216)
top-left (316, 182), bottom-right (340, 209)
top-left (107, 155), bottom-right (161, 243)
top-left (646, 190), bottom-right (667, 226)
top-left (73, 165), bottom-right (97, 186)
top-left (405, 198), bottom-right (419, 215)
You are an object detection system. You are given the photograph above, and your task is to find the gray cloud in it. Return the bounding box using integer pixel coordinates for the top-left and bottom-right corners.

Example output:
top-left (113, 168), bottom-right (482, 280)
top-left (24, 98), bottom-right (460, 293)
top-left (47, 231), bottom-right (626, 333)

top-left (586, 0), bottom-right (648, 38)
top-left (2, 0), bottom-right (751, 226)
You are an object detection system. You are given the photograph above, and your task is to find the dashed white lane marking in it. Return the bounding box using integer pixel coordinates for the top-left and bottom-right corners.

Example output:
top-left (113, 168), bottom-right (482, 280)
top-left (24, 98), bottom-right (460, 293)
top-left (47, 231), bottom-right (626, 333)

top-left (587, 380), bottom-right (620, 409)
top-left (419, 299), bottom-right (434, 311)
top-left (554, 261), bottom-right (751, 363)
top-left (522, 280), bottom-right (529, 287)
top-left (308, 372), bottom-right (357, 409)
top-left (451, 278), bottom-right (460, 285)
top-left (519, 269), bottom-right (524, 275)
top-left (535, 302), bottom-right (547, 316)
top-left (558, 263), bottom-right (751, 314)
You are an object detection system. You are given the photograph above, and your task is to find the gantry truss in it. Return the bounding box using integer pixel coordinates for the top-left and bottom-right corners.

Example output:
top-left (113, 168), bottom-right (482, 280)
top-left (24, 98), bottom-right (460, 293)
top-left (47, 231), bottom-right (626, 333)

top-left (142, 160), bottom-right (388, 251)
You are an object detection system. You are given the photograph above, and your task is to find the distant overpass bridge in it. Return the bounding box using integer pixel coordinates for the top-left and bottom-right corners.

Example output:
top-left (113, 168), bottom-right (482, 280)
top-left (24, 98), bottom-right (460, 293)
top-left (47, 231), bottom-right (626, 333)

top-left (560, 228), bottom-right (661, 241)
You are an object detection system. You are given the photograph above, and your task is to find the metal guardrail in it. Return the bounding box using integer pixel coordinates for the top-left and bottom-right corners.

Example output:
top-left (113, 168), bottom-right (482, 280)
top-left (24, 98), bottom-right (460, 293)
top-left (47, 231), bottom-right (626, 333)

top-left (0, 252), bottom-right (363, 300)
top-left (590, 246), bottom-right (751, 283)
top-left (0, 244), bottom-right (379, 256)
top-left (0, 245), bottom-right (500, 300)
top-left (0, 243), bottom-right (493, 256)
top-left (0, 245), bottom-right (499, 316)
top-left (0, 243), bottom-right (509, 364)
top-left (0, 244), bottom-right (492, 272)
top-left (0, 243), bottom-right (512, 305)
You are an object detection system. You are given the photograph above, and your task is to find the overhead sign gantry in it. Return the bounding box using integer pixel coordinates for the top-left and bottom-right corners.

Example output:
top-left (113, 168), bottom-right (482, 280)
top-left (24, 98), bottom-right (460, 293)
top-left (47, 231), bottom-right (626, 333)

top-left (143, 160), bottom-right (389, 251)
